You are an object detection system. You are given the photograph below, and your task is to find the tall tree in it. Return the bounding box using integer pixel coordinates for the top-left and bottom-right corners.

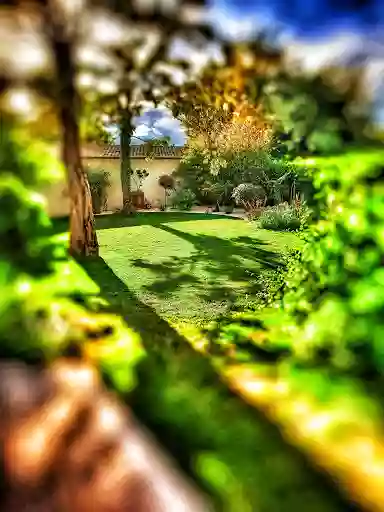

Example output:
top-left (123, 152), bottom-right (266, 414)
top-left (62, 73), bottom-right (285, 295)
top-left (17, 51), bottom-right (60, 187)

top-left (0, 0), bottom-right (100, 256)
top-left (43, 0), bottom-right (99, 255)
top-left (167, 61), bottom-right (272, 173)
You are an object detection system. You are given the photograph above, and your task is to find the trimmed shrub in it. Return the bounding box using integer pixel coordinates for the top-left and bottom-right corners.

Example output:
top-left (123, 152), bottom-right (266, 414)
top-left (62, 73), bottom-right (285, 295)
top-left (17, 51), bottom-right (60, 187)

top-left (158, 174), bottom-right (175, 190)
top-left (158, 174), bottom-right (175, 208)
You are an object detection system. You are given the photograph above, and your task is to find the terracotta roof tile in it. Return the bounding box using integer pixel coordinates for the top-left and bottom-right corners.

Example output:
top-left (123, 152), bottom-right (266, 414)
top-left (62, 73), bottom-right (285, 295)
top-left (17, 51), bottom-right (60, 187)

top-left (101, 145), bottom-right (185, 159)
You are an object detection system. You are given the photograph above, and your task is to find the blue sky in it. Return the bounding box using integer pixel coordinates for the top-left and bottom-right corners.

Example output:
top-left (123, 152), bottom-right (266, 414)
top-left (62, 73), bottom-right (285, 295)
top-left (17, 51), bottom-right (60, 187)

top-left (212, 0), bottom-right (384, 38)
top-left (129, 0), bottom-right (384, 144)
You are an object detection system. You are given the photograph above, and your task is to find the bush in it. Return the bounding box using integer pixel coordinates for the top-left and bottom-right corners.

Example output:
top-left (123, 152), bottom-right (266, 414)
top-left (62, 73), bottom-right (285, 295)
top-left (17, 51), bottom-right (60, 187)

top-left (259, 203), bottom-right (301, 231)
top-left (295, 201), bottom-right (312, 231)
top-left (175, 148), bottom-right (295, 207)
top-left (253, 249), bottom-right (303, 306)
top-left (170, 188), bottom-right (196, 210)
top-left (0, 123), bottom-right (144, 390)
top-left (232, 183), bottom-right (266, 209)
top-left (174, 149), bottom-right (212, 204)
top-left (209, 148), bottom-right (384, 377)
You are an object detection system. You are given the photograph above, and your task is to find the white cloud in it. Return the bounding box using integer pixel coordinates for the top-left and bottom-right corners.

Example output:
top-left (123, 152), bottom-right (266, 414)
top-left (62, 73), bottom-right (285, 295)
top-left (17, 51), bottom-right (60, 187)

top-left (209, 5), bottom-right (274, 42)
top-left (153, 115), bottom-right (186, 145)
top-left (134, 124), bottom-right (151, 138)
top-left (114, 106), bottom-right (186, 145)
top-left (283, 31), bottom-right (365, 73)
top-left (170, 37), bottom-right (224, 76)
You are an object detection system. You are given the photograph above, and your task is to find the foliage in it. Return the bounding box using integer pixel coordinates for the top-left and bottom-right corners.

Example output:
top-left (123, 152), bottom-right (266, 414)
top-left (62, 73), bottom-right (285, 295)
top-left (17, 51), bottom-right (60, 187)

top-left (177, 146), bottom-right (298, 208)
top-left (184, 106), bottom-right (272, 175)
top-left (87, 169), bottom-right (111, 213)
top-left (80, 102), bottom-right (116, 145)
top-left (209, 148), bottom-right (384, 379)
top-left (202, 180), bottom-right (235, 207)
top-left (131, 168), bottom-right (149, 190)
top-left (174, 149), bottom-right (211, 200)
top-left (170, 188), bottom-right (197, 211)
top-left (295, 199), bottom-right (313, 231)
top-left (237, 153), bottom-right (297, 204)
top-left (259, 203), bottom-right (301, 231)
top-left (168, 62), bottom-right (272, 174)
top-left (279, 150), bottom-right (384, 374)
top-left (223, 151), bottom-right (297, 206)
top-left (232, 183), bottom-right (266, 209)
top-left (259, 68), bottom-right (372, 158)
top-left (254, 249), bottom-right (303, 307)
top-left (158, 174), bottom-right (175, 191)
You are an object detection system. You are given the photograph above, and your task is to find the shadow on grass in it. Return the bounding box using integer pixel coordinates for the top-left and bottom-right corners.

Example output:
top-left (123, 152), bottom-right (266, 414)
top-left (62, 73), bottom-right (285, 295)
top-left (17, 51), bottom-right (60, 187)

top-left (78, 255), bottom-right (357, 512)
top-left (96, 212), bottom-right (244, 230)
top-left (50, 212), bottom-right (242, 235)
top-left (132, 224), bottom-right (282, 306)
top-left (81, 255), bottom-right (191, 351)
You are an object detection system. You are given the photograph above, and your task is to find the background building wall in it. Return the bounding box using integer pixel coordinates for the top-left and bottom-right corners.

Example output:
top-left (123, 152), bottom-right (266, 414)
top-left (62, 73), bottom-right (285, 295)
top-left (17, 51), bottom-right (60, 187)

top-left (132, 158), bottom-right (179, 207)
top-left (42, 146), bottom-right (180, 217)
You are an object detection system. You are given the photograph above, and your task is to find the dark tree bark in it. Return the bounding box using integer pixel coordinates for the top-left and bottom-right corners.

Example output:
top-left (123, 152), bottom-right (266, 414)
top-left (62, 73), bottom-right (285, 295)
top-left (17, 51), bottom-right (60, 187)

top-left (119, 109), bottom-right (135, 214)
top-left (44, 2), bottom-right (99, 256)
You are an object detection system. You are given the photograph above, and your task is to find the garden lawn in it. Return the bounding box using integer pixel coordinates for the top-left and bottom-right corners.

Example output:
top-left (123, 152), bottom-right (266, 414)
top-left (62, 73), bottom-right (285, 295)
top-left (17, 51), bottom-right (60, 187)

top-left (90, 212), bottom-right (301, 329)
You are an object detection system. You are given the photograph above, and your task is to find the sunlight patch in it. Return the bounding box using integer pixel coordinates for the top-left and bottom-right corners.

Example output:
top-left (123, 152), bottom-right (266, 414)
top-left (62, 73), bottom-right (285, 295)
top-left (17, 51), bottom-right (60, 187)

top-left (170, 321), bottom-right (209, 353)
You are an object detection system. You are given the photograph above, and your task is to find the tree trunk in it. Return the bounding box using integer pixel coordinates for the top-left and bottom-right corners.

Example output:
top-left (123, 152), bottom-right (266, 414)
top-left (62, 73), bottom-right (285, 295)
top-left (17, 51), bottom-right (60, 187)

top-left (60, 104), bottom-right (99, 256)
top-left (47, 15), bottom-right (98, 256)
top-left (120, 110), bottom-right (135, 214)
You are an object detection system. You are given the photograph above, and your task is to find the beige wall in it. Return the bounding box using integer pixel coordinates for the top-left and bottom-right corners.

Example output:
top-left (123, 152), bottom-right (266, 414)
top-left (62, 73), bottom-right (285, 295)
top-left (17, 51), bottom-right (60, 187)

top-left (130, 158), bottom-right (179, 207)
top-left (41, 181), bottom-right (70, 218)
top-left (43, 148), bottom-right (180, 217)
top-left (83, 158), bottom-right (123, 212)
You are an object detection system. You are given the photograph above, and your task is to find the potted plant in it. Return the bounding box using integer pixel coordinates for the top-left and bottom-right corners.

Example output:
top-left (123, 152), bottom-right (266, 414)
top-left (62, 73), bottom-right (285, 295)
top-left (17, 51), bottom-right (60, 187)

top-left (131, 168), bottom-right (149, 209)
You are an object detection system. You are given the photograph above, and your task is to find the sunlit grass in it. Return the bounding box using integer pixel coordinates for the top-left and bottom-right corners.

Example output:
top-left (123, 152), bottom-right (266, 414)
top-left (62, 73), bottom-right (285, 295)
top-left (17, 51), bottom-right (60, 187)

top-left (94, 213), bottom-right (301, 326)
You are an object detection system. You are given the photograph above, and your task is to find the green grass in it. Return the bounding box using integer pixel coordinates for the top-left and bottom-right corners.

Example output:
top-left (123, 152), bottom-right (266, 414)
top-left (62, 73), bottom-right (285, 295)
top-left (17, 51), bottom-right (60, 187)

top-left (52, 212), bottom-right (302, 356)
top-left (89, 212), bottom-right (301, 327)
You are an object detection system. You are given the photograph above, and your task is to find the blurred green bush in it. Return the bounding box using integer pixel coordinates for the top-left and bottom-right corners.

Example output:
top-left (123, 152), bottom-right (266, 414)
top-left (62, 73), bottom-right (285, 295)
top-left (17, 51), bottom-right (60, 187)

top-left (209, 149), bottom-right (384, 379)
top-left (0, 122), bottom-right (144, 391)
